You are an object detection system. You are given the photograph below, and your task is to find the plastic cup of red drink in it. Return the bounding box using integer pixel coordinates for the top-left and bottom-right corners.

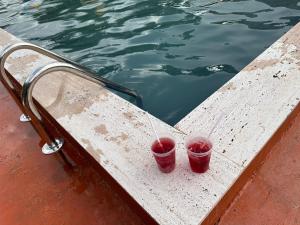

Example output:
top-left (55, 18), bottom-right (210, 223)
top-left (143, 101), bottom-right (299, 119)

top-left (185, 135), bottom-right (212, 173)
top-left (151, 136), bottom-right (176, 173)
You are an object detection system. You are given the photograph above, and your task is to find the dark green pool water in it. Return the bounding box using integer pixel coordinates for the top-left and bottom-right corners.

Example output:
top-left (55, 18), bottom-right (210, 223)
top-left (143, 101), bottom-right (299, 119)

top-left (1, 0), bottom-right (299, 125)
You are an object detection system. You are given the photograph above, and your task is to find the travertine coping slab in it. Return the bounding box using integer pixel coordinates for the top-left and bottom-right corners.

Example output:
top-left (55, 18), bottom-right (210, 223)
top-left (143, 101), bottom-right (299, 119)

top-left (0, 22), bottom-right (299, 225)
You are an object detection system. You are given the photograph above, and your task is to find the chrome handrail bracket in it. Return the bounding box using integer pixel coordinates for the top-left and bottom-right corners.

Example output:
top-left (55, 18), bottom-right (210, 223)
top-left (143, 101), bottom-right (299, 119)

top-left (19, 113), bottom-right (31, 122)
top-left (42, 138), bottom-right (64, 155)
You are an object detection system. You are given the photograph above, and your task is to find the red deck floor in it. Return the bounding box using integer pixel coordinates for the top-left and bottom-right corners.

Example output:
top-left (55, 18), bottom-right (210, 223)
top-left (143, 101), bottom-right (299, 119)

top-left (0, 83), bottom-right (145, 225)
top-left (219, 106), bottom-right (300, 224)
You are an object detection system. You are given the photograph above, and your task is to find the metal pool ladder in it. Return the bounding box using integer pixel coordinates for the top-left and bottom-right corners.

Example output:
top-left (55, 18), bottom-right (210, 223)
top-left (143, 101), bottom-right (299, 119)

top-left (0, 42), bottom-right (143, 154)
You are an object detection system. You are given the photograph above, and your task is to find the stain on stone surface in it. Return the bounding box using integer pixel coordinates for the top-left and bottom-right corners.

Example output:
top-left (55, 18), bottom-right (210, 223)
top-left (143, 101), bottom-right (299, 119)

top-left (244, 59), bottom-right (279, 72)
top-left (95, 124), bottom-right (108, 135)
top-left (109, 136), bottom-right (121, 145)
top-left (282, 24), bottom-right (300, 47)
top-left (81, 138), bottom-right (102, 160)
top-left (43, 75), bottom-right (110, 119)
top-left (114, 165), bottom-right (119, 170)
top-left (97, 148), bottom-right (104, 156)
top-left (7, 54), bottom-right (40, 82)
top-left (120, 132), bottom-right (129, 141)
top-left (219, 82), bottom-right (237, 92)
top-left (134, 121), bottom-right (144, 128)
top-left (280, 31), bottom-right (300, 68)
top-left (0, 32), bottom-right (17, 47)
top-left (122, 111), bottom-right (145, 128)
top-left (108, 132), bottom-right (129, 146)
top-left (123, 112), bottom-right (134, 120)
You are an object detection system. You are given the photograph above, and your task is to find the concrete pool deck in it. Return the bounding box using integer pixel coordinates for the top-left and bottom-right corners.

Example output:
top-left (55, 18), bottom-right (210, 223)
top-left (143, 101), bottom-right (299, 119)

top-left (0, 21), bottom-right (300, 225)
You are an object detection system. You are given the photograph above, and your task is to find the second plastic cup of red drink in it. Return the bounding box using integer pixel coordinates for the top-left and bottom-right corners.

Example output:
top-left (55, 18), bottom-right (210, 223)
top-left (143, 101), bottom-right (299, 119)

top-left (151, 136), bottom-right (176, 173)
top-left (186, 135), bottom-right (212, 173)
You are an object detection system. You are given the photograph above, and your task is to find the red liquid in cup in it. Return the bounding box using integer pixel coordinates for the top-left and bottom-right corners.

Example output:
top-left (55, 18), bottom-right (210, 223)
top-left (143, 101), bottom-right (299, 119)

top-left (151, 137), bottom-right (175, 173)
top-left (187, 139), bottom-right (212, 173)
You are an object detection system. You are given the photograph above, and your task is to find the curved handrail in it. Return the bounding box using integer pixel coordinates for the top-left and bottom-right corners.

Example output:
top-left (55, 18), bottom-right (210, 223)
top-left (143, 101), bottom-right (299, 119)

top-left (0, 42), bottom-right (143, 107)
top-left (22, 62), bottom-right (124, 154)
top-left (0, 42), bottom-right (65, 90)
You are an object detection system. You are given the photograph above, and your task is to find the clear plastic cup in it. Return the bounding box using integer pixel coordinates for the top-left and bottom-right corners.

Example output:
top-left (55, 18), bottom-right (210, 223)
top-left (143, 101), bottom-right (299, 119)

top-left (185, 135), bottom-right (212, 173)
top-left (151, 135), bottom-right (176, 173)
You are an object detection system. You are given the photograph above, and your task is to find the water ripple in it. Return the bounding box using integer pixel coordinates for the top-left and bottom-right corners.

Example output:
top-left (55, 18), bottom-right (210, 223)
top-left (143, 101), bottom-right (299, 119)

top-left (1, 0), bottom-right (299, 124)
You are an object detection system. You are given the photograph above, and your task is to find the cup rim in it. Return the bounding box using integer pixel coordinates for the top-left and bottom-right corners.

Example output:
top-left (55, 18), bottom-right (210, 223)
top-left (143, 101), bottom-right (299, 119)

top-left (152, 147), bottom-right (176, 157)
top-left (185, 136), bottom-right (213, 157)
top-left (187, 148), bottom-right (212, 157)
top-left (151, 137), bottom-right (176, 157)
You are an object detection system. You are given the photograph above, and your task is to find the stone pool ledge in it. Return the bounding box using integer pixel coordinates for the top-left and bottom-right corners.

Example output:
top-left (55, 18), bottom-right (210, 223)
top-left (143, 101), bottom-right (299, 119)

top-left (0, 22), bottom-right (299, 225)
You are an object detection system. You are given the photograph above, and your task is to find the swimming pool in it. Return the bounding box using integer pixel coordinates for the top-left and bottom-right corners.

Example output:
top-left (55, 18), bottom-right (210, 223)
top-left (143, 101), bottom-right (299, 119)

top-left (0, 0), bottom-right (299, 125)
